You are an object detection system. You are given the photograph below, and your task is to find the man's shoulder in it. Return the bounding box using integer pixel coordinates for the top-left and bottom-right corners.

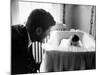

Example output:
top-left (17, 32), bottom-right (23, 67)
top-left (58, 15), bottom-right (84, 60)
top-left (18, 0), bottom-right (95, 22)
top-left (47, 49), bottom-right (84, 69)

top-left (11, 24), bottom-right (25, 30)
top-left (11, 24), bottom-right (26, 40)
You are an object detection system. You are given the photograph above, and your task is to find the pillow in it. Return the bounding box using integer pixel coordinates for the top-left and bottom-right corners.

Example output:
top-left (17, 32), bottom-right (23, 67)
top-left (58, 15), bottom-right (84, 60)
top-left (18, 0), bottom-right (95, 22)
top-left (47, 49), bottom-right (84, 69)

top-left (82, 31), bottom-right (95, 51)
top-left (58, 38), bottom-right (71, 51)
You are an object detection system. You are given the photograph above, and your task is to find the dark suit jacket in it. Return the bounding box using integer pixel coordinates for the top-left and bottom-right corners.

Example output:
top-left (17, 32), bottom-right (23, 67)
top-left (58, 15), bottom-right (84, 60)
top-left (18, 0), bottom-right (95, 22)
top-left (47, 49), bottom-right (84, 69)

top-left (11, 25), bottom-right (37, 74)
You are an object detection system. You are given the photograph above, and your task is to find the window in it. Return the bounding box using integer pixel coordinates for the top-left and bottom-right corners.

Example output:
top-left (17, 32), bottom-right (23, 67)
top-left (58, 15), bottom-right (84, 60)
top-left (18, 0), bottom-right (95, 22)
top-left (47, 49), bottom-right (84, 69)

top-left (18, 1), bottom-right (63, 25)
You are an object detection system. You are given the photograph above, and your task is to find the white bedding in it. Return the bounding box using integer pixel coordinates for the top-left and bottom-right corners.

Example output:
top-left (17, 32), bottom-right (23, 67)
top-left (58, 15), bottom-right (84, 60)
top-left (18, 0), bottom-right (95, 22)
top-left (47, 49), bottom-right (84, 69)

top-left (42, 30), bottom-right (95, 52)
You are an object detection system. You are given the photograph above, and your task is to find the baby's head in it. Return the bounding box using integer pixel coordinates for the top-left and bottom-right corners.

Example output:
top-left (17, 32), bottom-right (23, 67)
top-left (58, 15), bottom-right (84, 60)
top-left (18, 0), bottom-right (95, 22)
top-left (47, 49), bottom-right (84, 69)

top-left (71, 34), bottom-right (80, 46)
top-left (72, 35), bottom-right (79, 42)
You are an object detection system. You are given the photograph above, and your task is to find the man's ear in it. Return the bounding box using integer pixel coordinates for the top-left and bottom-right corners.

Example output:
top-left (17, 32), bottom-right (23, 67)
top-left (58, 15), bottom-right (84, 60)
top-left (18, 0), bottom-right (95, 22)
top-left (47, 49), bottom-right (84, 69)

top-left (35, 27), bottom-right (43, 36)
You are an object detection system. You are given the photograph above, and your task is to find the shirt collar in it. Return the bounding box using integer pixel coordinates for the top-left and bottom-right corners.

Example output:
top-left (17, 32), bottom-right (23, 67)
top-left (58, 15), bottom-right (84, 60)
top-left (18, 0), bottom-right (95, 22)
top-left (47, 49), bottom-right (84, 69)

top-left (27, 31), bottom-right (32, 48)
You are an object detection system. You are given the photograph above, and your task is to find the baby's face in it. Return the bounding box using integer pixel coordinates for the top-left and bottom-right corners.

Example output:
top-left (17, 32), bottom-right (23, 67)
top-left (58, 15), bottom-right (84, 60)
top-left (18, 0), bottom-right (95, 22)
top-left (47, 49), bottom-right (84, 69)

top-left (71, 41), bottom-right (79, 46)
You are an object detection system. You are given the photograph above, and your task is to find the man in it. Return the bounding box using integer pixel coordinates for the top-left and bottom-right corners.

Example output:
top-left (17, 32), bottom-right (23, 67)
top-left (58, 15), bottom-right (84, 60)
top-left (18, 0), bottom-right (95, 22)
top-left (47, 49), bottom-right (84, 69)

top-left (11, 9), bottom-right (55, 74)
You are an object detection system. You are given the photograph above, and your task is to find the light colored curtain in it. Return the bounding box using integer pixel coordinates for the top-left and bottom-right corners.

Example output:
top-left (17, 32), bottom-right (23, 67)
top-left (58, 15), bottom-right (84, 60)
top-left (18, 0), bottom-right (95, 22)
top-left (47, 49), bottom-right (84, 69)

top-left (89, 6), bottom-right (96, 39)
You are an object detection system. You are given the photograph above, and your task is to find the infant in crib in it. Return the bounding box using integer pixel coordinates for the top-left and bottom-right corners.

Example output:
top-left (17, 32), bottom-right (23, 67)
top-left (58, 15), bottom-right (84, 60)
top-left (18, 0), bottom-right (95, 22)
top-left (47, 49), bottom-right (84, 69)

top-left (42, 29), bottom-right (95, 52)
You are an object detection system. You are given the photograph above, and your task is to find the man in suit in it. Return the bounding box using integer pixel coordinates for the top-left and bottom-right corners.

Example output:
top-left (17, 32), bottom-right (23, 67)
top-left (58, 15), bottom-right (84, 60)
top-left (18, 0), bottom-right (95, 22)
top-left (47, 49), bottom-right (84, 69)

top-left (11, 9), bottom-right (55, 74)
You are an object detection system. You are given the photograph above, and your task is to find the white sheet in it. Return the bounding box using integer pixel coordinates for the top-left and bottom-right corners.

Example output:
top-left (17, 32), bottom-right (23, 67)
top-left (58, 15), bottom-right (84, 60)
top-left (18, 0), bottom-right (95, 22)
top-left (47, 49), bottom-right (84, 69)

top-left (42, 30), bottom-right (95, 52)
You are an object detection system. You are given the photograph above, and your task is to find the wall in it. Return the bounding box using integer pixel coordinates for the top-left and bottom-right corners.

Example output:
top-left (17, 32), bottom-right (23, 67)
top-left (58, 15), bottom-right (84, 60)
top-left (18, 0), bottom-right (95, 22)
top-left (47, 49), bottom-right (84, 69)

top-left (11, 0), bottom-right (20, 25)
top-left (64, 5), bottom-right (94, 33)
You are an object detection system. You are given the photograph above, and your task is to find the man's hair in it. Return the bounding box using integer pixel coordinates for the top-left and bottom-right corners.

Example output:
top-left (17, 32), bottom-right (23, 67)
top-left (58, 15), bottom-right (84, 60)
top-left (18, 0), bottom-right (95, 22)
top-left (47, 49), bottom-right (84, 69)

top-left (26, 9), bottom-right (55, 30)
